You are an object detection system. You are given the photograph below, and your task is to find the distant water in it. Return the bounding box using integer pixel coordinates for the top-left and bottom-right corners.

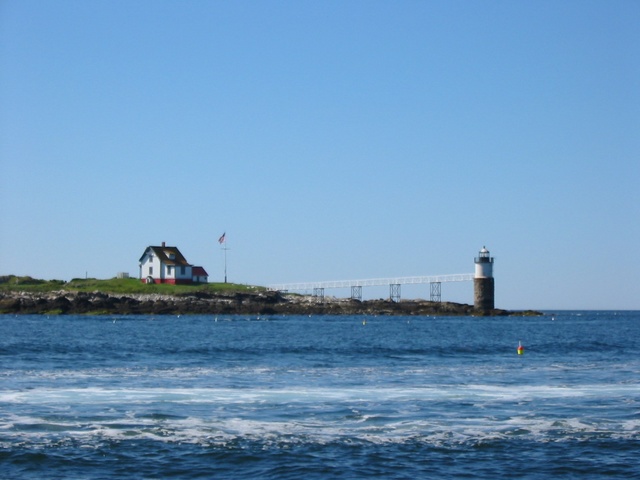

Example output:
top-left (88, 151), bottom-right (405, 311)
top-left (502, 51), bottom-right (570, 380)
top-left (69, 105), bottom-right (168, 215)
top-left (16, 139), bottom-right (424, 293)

top-left (1, 312), bottom-right (639, 479)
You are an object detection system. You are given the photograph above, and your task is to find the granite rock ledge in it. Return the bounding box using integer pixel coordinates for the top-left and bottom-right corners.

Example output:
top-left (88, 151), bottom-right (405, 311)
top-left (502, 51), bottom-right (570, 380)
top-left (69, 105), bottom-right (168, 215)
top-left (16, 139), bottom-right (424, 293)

top-left (0, 290), bottom-right (541, 316)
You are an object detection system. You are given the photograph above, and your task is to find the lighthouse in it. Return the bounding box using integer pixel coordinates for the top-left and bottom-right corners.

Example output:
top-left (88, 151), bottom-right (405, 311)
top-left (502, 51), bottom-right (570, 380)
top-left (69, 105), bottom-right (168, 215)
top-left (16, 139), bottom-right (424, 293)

top-left (474, 246), bottom-right (495, 311)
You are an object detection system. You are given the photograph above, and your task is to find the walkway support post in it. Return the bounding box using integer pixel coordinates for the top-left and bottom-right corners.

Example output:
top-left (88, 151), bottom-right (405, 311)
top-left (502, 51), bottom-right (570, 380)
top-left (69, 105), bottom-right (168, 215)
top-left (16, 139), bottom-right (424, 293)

top-left (313, 287), bottom-right (325, 303)
top-left (430, 282), bottom-right (441, 302)
top-left (390, 284), bottom-right (401, 303)
top-left (351, 286), bottom-right (362, 301)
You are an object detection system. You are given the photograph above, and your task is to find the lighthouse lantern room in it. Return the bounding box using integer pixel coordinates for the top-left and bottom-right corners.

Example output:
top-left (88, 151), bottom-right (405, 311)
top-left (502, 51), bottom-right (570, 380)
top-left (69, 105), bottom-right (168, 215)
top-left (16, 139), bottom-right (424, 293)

top-left (474, 246), bottom-right (494, 278)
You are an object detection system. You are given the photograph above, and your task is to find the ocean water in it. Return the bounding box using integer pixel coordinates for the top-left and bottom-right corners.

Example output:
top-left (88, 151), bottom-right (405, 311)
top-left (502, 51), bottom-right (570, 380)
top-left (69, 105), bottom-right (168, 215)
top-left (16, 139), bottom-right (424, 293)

top-left (1, 312), bottom-right (639, 479)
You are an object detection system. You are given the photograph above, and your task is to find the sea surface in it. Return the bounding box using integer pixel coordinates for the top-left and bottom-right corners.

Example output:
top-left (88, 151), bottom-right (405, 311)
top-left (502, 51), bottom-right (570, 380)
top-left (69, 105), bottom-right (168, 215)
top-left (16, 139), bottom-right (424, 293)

top-left (1, 312), bottom-right (639, 479)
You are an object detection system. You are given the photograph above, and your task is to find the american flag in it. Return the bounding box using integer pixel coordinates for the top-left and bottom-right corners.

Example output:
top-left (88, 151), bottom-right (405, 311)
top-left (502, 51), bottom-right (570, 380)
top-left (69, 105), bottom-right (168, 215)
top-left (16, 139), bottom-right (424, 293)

top-left (218, 232), bottom-right (226, 244)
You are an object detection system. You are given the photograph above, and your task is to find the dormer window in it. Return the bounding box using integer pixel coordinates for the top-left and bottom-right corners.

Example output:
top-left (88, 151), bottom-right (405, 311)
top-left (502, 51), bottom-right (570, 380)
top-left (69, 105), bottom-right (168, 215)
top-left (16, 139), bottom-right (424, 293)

top-left (164, 250), bottom-right (176, 260)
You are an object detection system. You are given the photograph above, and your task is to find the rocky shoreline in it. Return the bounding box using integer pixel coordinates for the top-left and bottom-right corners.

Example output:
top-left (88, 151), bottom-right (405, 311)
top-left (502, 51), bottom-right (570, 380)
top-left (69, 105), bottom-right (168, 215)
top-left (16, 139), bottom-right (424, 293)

top-left (0, 290), bottom-right (540, 316)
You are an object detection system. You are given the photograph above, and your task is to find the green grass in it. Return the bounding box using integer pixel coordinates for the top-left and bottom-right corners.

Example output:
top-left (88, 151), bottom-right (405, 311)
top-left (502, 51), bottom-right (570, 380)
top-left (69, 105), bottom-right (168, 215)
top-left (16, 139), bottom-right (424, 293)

top-left (0, 275), bottom-right (264, 295)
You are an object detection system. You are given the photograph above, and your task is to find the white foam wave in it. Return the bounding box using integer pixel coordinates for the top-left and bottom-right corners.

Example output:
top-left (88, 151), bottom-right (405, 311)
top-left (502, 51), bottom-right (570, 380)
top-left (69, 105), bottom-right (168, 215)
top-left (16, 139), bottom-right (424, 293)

top-left (2, 382), bottom-right (637, 406)
top-left (2, 380), bottom-right (638, 450)
top-left (2, 386), bottom-right (639, 450)
top-left (2, 411), bottom-right (638, 450)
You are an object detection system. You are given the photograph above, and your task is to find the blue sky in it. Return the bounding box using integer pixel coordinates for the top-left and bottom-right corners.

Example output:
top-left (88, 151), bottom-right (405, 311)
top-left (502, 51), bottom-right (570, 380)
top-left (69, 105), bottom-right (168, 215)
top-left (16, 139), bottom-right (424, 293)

top-left (1, 1), bottom-right (638, 310)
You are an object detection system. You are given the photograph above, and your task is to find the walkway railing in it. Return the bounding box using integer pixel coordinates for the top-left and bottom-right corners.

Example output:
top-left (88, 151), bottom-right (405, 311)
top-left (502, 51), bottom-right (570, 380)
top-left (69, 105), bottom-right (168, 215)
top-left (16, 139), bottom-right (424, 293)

top-left (268, 274), bottom-right (473, 291)
top-left (268, 273), bottom-right (474, 302)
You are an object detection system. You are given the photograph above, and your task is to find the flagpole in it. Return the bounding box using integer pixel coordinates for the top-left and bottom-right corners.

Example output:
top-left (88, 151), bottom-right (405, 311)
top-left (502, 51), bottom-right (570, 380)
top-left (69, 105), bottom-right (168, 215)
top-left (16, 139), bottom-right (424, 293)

top-left (218, 232), bottom-right (228, 283)
top-left (224, 244), bottom-right (227, 283)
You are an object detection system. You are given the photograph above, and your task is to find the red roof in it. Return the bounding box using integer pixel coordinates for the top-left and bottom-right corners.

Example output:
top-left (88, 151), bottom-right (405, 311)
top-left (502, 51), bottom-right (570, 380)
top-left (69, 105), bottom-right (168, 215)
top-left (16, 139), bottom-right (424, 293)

top-left (192, 266), bottom-right (208, 277)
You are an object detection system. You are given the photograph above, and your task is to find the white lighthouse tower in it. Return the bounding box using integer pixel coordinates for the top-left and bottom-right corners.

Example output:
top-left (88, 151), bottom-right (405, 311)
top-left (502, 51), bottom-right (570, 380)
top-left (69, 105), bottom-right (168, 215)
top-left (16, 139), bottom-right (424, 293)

top-left (474, 246), bottom-right (495, 311)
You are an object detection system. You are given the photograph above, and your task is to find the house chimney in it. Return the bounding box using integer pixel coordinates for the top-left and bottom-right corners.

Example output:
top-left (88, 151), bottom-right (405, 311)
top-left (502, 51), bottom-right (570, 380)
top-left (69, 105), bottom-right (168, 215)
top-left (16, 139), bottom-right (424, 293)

top-left (162, 241), bottom-right (166, 247)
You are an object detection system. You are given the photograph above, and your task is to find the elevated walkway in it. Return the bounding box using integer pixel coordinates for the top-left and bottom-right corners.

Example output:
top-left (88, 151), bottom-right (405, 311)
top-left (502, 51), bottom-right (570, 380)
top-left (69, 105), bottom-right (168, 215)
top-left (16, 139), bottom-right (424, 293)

top-left (268, 273), bottom-right (474, 302)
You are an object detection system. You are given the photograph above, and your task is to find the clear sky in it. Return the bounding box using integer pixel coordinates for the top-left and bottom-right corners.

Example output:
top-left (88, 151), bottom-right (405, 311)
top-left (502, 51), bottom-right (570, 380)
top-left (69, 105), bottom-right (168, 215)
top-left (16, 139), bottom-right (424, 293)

top-left (1, 1), bottom-right (638, 310)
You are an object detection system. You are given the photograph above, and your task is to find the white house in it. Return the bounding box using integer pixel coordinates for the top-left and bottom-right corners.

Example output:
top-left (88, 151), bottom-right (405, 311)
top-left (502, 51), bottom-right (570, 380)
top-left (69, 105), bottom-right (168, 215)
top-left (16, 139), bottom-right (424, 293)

top-left (138, 242), bottom-right (208, 284)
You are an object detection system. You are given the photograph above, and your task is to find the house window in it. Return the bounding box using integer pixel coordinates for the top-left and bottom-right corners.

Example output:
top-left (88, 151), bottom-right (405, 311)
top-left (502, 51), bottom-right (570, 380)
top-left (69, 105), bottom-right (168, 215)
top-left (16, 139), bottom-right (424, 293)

top-left (168, 266), bottom-right (173, 275)
top-left (149, 266), bottom-right (153, 275)
top-left (180, 266), bottom-right (185, 275)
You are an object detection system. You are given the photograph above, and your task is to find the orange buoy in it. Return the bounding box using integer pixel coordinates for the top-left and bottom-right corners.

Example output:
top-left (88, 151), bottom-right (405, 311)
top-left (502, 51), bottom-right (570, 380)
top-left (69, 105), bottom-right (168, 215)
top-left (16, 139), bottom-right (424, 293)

top-left (517, 341), bottom-right (524, 355)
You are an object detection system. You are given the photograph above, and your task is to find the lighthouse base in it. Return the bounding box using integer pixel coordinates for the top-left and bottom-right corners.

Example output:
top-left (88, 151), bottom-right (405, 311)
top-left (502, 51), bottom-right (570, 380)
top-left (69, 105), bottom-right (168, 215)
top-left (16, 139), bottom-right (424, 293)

top-left (474, 277), bottom-right (495, 311)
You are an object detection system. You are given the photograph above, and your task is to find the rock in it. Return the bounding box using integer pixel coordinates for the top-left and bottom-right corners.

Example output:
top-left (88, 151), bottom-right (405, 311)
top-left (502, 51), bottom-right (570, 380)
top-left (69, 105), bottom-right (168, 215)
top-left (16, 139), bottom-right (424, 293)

top-left (0, 290), bottom-right (540, 316)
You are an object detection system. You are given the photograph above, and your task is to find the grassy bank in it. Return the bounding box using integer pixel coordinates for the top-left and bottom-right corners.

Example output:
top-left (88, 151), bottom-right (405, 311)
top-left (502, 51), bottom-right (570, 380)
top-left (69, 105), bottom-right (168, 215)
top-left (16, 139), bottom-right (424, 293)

top-left (0, 275), bottom-right (263, 295)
